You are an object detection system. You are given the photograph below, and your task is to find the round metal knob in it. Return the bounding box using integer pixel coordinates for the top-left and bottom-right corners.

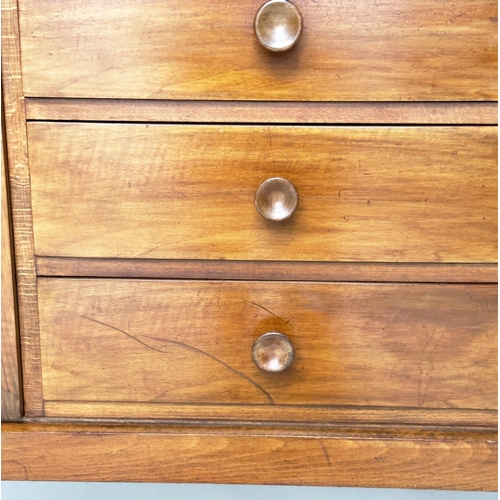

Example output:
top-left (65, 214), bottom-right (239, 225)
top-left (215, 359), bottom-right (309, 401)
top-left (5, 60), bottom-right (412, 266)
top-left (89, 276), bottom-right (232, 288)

top-left (252, 332), bottom-right (295, 372)
top-left (255, 177), bottom-right (299, 221)
top-left (254, 0), bottom-right (303, 52)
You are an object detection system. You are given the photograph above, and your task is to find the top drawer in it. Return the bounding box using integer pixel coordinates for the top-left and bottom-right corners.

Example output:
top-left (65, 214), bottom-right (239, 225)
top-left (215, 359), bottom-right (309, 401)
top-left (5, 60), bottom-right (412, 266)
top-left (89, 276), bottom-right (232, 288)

top-left (18, 0), bottom-right (497, 101)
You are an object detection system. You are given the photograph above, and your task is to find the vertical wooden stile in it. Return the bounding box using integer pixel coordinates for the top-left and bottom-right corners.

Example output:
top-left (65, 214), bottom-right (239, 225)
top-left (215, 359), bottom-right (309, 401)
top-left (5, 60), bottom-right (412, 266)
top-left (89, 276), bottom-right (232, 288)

top-left (2, 0), bottom-right (43, 416)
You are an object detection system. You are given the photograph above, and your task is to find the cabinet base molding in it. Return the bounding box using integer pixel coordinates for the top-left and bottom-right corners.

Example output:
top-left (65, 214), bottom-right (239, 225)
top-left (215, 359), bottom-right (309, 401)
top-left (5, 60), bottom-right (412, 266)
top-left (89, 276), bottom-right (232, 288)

top-left (2, 423), bottom-right (497, 491)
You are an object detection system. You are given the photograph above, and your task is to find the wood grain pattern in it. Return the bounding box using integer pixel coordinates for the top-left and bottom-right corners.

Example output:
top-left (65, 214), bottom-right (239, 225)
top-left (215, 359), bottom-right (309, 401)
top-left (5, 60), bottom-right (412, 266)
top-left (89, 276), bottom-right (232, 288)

top-left (2, 422), bottom-right (497, 490)
top-left (28, 123), bottom-right (498, 262)
top-left (1, 0), bottom-right (43, 417)
top-left (43, 402), bottom-right (497, 430)
top-left (35, 258), bottom-right (499, 283)
top-left (25, 99), bottom-right (499, 124)
top-left (37, 279), bottom-right (497, 414)
top-left (17, 0), bottom-right (497, 101)
top-left (7, 0), bottom-right (500, 492)
top-left (1, 115), bottom-right (22, 421)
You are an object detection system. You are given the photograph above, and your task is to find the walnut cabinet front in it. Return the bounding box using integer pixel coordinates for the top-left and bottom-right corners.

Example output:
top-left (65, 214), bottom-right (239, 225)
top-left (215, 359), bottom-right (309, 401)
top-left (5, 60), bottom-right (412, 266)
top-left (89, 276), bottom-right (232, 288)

top-left (2, 0), bottom-right (498, 491)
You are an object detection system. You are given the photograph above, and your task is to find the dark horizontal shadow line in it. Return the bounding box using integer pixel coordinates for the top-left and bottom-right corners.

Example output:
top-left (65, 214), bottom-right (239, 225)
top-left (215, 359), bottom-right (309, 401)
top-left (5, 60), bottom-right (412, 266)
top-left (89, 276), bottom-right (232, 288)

top-left (26, 119), bottom-right (499, 126)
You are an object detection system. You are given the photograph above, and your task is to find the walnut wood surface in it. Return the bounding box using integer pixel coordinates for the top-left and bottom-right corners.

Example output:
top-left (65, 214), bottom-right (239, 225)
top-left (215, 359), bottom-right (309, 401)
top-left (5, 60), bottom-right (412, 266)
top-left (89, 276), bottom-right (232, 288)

top-left (17, 0), bottom-right (497, 100)
top-left (1, 118), bottom-right (21, 421)
top-left (43, 402), bottom-right (497, 429)
top-left (37, 279), bottom-right (497, 413)
top-left (24, 99), bottom-right (499, 124)
top-left (35, 258), bottom-right (498, 283)
top-left (28, 123), bottom-right (497, 262)
top-left (7, 0), bottom-right (500, 492)
top-left (2, 422), bottom-right (497, 490)
top-left (2, 0), bottom-right (43, 417)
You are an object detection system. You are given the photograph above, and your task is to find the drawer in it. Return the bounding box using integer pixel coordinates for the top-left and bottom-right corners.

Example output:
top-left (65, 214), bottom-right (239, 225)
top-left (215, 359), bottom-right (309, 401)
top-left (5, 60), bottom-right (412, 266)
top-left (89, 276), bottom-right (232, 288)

top-left (29, 123), bottom-right (497, 262)
top-left (18, 0), bottom-right (497, 101)
top-left (38, 279), bottom-right (497, 420)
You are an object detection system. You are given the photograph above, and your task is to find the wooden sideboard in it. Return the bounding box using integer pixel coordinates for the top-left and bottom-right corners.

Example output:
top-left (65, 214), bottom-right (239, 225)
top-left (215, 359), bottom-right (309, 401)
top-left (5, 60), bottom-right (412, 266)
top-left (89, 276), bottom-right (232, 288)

top-left (2, 0), bottom-right (497, 490)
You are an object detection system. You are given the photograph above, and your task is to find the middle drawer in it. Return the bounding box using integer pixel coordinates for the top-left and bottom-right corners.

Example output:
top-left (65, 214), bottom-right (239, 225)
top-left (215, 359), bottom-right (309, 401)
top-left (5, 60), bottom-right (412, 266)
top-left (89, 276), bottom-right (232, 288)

top-left (28, 123), bottom-right (497, 263)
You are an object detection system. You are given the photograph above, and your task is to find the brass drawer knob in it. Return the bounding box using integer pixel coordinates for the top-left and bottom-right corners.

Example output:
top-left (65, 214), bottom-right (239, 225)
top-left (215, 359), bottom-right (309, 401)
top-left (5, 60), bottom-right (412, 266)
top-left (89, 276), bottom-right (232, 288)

top-left (255, 177), bottom-right (299, 221)
top-left (254, 0), bottom-right (303, 52)
top-left (252, 332), bottom-right (295, 372)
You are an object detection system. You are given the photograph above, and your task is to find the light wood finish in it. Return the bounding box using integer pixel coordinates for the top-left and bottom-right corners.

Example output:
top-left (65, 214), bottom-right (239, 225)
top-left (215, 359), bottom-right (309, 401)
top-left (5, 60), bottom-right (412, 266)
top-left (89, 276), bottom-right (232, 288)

top-left (35, 258), bottom-right (499, 283)
top-left (37, 279), bottom-right (497, 413)
top-left (2, 422), bottom-right (497, 490)
top-left (25, 99), bottom-right (499, 124)
top-left (28, 123), bottom-right (497, 263)
top-left (1, 117), bottom-right (22, 420)
top-left (1, 0), bottom-right (43, 417)
top-left (42, 402), bottom-right (498, 429)
top-left (17, 0), bottom-right (497, 101)
top-left (4, 0), bottom-right (498, 490)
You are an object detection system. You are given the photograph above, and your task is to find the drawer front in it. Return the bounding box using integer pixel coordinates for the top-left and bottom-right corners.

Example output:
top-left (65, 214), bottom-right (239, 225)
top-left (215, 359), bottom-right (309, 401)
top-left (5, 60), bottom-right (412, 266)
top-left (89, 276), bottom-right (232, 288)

top-left (18, 0), bottom-right (497, 100)
top-left (29, 123), bottom-right (497, 262)
top-left (38, 279), bottom-right (497, 415)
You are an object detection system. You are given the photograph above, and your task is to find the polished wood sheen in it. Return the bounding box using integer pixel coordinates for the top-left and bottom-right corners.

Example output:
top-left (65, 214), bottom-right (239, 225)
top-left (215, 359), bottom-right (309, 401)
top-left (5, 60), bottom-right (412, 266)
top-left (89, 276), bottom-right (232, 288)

top-left (2, 423), bottom-right (497, 491)
top-left (3, 0), bottom-right (498, 490)
top-left (28, 123), bottom-right (497, 262)
top-left (37, 279), bottom-right (497, 415)
top-left (17, 0), bottom-right (497, 100)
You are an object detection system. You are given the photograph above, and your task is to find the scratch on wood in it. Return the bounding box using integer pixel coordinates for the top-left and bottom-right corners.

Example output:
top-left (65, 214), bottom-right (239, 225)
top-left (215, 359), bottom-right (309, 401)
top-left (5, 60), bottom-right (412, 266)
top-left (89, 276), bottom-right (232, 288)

top-left (466, 292), bottom-right (480, 312)
top-left (81, 315), bottom-right (165, 353)
top-left (237, 297), bottom-right (291, 325)
top-left (363, 375), bottom-right (376, 394)
top-left (483, 296), bottom-right (491, 312)
top-left (80, 315), bottom-right (275, 404)
top-left (4, 459), bottom-right (29, 480)
top-left (419, 375), bottom-right (433, 408)
top-left (320, 441), bottom-right (332, 468)
top-left (143, 333), bottom-right (275, 404)
top-left (416, 329), bottom-right (444, 407)
top-left (216, 283), bottom-right (222, 309)
top-left (389, 324), bottom-right (415, 380)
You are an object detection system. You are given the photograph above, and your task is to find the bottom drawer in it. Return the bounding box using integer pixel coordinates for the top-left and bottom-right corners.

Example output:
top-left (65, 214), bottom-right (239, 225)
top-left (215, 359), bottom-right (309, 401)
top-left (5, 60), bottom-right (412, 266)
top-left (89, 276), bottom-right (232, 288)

top-left (37, 279), bottom-right (497, 420)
